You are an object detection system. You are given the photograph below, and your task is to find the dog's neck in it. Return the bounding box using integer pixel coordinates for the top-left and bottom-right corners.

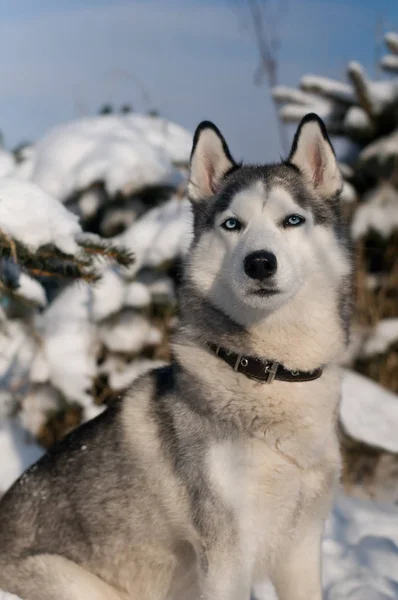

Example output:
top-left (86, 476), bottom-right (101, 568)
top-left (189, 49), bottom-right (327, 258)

top-left (174, 276), bottom-right (345, 466)
top-left (177, 272), bottom-right (347, 373)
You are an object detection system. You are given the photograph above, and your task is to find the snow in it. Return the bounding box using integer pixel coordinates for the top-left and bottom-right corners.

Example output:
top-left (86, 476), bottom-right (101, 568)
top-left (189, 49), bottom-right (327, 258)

top-left (361, 319), bottom-right (398, 357)
top-left (340, 181), bottom-right (357, 204)
top-left (21, 115), bottom-right (192, 201)
top-left (0, 178), bottom-right (81, 254)
top-left (77, 188), bottom-right (103, 219)
top-left (348, 62), bottom-right (398, 116)
top-left (0, 150), bottom-right (15, 179)
top-left (381, 55), bottom-right (398, 72)
top-left (33, 284), bottom-right (98, 406)
top-left (16, 272), bottom-right (46, 306)
top-left (344, 106), bottom-right (373, 134)
top-left (91, 268), bottom-right (170, 320)
top-left (385, 32), bottom-right (398, 54)
top-left (360, 128), bottom-right (398, 164)
top-left (0, 320), bottom-right (37, 395)
top-left (351, 184), bottom-right (398, 239)
top-left (255, 494), bottom-right (398, 600)
top-left (100, 356), bottom-right (166, 390)
top-left (116, 196), bottom-right (193, 274)
top-left (340, 370), bottom-right (398, 454)
top-left (279, 99), bottom-right (335, 124)
top-left (300, 75), bottom-right (355, 104)
top-left (124, 281), bottom-right (152, 308)
top-left (19, 386), bottom-right (60, 437)
top-left (272, 86), bottom-right (320, 106)
top-left (91, 267), bottom-right (126, 321)
top-left (0, 592), bottom-right (21, 600)
top-left (99, 311), bottom-right (162, 354)
top-left (272, 85), bottom-right (345, 130)
top-left (322, 495), bottom-right (398, 599)
top-left (0, 419), bottom-right (43, 494)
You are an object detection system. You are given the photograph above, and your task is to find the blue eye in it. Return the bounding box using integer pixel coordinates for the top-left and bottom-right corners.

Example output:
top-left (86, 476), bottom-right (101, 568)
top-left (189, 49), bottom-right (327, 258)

top-left (283, 214), bottom-right (305, 228)
top-left (222, 217), bottom-right (242, 231)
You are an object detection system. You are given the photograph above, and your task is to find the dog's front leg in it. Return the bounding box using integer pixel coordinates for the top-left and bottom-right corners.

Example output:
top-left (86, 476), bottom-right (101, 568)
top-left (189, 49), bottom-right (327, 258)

top-left (197, 545), bottom-right (252, 600)
top-left (270, 519), bottom-right (324, 600)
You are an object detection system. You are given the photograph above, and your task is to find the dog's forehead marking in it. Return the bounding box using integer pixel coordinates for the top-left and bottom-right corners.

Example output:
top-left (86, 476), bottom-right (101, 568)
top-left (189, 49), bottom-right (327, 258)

top-left (228, 182), bottom-right (303, 221)
top-left (265, 186), bottom-right (302, 217)
top-left (228, 180), bottom-right (266, 219)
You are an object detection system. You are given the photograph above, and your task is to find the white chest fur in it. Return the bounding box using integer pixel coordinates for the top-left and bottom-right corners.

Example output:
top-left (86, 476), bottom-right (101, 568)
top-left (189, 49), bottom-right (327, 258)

top-left (206, 434), bottom-right (339, 580)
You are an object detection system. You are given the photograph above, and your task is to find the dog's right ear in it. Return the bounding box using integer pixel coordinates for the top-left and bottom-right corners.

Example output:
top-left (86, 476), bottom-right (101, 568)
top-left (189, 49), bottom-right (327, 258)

top-left (188, 121), bottom-right (236, 202)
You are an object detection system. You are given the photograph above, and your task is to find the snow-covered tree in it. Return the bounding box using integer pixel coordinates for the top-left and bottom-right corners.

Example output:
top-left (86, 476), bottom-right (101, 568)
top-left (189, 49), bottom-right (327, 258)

top-left (0, 114), bottom-right (192, 490)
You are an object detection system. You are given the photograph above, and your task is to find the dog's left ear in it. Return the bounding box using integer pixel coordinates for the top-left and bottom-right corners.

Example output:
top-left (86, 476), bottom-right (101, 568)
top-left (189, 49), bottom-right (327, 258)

top-left (288, 113), bottom-right (342, 198)
top-left (188, 121), bottom-right (236, 201)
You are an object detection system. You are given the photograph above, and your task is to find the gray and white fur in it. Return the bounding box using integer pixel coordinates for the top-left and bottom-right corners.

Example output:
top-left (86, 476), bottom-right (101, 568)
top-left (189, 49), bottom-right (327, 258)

top-left (0, 113), bottom-right (352, 600)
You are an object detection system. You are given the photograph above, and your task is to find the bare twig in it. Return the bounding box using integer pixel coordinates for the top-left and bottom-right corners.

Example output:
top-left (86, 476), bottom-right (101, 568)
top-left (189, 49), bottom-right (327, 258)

top-left (233, 0), bottom-right (288, 154)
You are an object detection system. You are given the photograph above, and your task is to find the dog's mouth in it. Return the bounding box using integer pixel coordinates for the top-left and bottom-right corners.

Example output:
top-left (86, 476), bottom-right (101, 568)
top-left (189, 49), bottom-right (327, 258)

top-left (250, 288), bottom-right (280, 297)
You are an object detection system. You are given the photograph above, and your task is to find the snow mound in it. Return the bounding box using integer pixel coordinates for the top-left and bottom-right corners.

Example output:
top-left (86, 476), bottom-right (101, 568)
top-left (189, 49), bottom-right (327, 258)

top-left (21, 115), bottom-right (192, 200)
top-left (116, 196), bottom-right (193, 274)
top-left (253, 494), bottom-right (398, 600)
top-left (322, 495), bottom-right (398, 599)
top-left (0, 178), bottom-right (81, 254)
top-left (340, 370), bottom-right (398, 454)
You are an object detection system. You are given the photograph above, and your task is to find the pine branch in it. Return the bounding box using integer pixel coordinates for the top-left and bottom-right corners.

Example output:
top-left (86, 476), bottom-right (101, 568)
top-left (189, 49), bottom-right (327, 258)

top-left (347, 62), bottom-right (375, 117)
top-left (0, 230), bottom-right (133, 289)
top-left (77, 237), bottom-right (134, 268)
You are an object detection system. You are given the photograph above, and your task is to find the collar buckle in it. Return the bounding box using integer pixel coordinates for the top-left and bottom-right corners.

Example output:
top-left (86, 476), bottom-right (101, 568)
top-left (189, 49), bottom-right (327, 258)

top-left (264, 361), bottom-right (279, 384)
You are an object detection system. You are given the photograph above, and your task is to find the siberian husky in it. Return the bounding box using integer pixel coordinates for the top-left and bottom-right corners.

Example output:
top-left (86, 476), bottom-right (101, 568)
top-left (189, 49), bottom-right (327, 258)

top-left (0, 113), bottom-right (351, 600)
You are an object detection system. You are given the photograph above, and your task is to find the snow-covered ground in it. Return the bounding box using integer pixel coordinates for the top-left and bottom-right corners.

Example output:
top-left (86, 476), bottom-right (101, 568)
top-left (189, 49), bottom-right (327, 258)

top-left (254, 494), bottom-right (398, 600)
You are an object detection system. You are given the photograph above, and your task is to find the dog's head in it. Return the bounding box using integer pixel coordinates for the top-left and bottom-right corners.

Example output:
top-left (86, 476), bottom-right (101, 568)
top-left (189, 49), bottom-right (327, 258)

top-left (186, 113), bottom-right (350, 322)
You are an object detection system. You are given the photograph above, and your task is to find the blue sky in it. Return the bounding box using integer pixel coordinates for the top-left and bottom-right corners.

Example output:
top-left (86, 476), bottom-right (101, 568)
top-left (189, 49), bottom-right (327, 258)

top-left (0, 0), bottom-right (397, 161)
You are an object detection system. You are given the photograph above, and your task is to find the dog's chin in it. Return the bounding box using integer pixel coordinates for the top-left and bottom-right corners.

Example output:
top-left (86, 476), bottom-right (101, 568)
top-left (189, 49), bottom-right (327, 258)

top-left (240, 287), bottom-right (287, 310)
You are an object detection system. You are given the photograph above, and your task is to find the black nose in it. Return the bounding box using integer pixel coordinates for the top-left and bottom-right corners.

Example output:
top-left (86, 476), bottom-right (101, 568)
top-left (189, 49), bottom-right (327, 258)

top-left (244, 251), bottom-right (277, 280)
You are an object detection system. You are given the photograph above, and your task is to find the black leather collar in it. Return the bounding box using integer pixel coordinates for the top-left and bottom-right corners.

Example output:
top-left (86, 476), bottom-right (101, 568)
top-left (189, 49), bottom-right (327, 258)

top-left (208, 343), bottom-right (323, 384)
